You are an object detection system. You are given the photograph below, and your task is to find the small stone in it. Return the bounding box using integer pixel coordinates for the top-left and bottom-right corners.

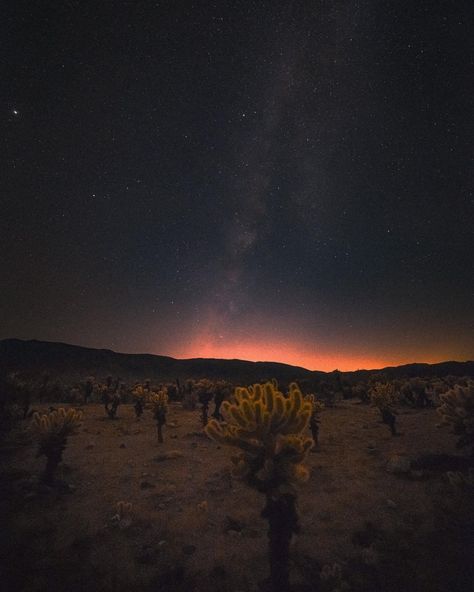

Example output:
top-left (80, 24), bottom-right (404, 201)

top-left (386, 499), bottom-right (397, 509)
top-left (225, 516), bottom-right (244, 533)
top-left (242, 528), bottom-right (262, 539)
top-left (158, 503), bottom-right (166, 510)
top-left (228, 529), bottom-right (241, 538)
top-left (386, 455), bottom-right (411, 474)
top-left (153, 451), bottom-right (183, 462)
top-left (182, 544), bottom-right (196, 555)
top-left (136, 546), bottom-right (156, 564)
top-left (140, 481), bottom-right (155, 489)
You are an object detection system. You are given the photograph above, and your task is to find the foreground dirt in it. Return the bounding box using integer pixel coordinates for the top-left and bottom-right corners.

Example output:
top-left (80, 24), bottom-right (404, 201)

top-left (1, 401), bottom-right (473, 592)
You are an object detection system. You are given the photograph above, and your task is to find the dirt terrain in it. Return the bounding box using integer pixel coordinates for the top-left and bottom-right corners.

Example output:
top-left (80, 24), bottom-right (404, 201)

top-left (1, 401), bottom-right (473, 592)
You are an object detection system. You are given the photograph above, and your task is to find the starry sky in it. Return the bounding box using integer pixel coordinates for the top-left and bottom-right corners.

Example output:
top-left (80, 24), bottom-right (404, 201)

top-left (1, 1), bottom-right (473, 371)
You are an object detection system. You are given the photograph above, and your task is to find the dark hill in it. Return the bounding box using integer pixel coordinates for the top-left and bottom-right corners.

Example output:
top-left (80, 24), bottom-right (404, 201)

top-left (0, 338), bottom-right (319, 385)
top-left (0, 339), bottom-right (472, 385)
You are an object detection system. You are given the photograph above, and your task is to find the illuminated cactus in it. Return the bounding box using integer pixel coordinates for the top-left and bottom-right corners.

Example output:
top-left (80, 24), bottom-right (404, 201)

top-left (437, 382), bottom-right (474, 454)
top-left (205, 380), bottom-right (313, 592)
top-left (369, 382), bottom-right (399, 436)
top-left (305, 393), bottom-right (325, 447)
top-left (30, 407), bottom-right (83, 484)
top-left (132, 384), bottom-right (148, 418)
top-left (194, 378), bottom-right (214, 426)
top-left (150, 389), bottom-right (168, 443)
top-left (100, 378), bottom-right (121, 419)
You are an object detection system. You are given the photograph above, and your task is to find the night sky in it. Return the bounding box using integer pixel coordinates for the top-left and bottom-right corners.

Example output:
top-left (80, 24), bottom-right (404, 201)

top-left (1, 1), bottom-right (473, 371)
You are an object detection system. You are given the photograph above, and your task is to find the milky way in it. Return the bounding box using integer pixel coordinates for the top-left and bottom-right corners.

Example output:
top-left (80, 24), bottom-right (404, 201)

top-left (1, 2), bottom-right (473, 370)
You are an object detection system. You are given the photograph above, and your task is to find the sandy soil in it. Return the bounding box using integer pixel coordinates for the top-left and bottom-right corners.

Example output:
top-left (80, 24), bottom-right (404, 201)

top-left (1, 401), bottom-right (473, 592)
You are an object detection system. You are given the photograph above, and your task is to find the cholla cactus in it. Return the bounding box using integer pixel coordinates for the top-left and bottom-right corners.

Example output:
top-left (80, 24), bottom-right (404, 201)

top-left (369, 382), bottom-right (399, 436)
top-left (132, 384), bottom-right (148, 418)
top-left (196, 379), bottom-right (215, 426)
top-left (305, 393), bottom-right (325, 447)
top-left (31, 408), bottom-right (83, 484)
top-left (437, 382), bottom-right (474, 453)
top-left (81, 376), bottom-right (95, 405)
top-left (150, 389), bottom-right (168, 443)
top-left (205, 380), bottom-right (313, 592)
top-left (182, 379), bottom-right (198, 410)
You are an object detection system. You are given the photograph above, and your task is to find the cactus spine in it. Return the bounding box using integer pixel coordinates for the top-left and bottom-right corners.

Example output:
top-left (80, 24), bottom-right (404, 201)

top-left (30, 408), bottom-right (82, 484)
top-left (205, 380), bottom-right (313, 592)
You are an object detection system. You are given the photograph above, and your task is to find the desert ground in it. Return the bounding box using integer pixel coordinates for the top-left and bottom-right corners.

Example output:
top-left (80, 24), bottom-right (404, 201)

top-left (1, 400), bottom-right (473, 592)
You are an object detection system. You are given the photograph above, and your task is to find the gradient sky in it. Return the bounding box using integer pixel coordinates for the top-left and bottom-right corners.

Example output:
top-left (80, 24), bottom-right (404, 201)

top-left (1, 1), bottom-right (473, 371)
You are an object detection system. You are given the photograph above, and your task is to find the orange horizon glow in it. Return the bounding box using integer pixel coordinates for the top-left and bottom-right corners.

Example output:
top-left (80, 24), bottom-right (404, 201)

top-left (164, 337), bottom-right (452, 373)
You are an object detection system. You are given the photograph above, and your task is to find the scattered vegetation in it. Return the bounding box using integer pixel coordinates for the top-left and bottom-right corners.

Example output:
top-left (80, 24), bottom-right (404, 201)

top-left (2, 370), bottom-right (474, 591)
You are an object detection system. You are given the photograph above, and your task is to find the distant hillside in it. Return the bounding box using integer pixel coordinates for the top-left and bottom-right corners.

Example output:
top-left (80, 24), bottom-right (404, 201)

top-left (0, 339), bottom-right (473, 385)
top-left (0, 339), bottom-right (319, 385)
top-left (347, 361), bottom-right (474, 382)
